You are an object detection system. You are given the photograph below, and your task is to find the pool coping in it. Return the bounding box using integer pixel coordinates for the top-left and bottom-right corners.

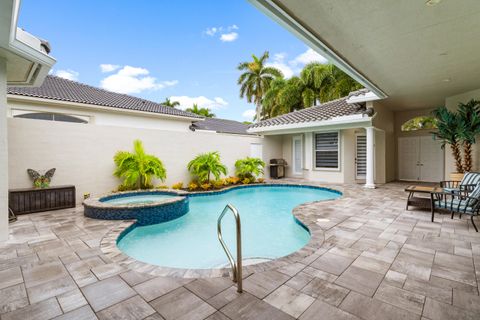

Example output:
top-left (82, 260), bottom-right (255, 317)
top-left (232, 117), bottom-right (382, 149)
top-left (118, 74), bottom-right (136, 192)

top-left (99, 182), bottom-right (343, 279)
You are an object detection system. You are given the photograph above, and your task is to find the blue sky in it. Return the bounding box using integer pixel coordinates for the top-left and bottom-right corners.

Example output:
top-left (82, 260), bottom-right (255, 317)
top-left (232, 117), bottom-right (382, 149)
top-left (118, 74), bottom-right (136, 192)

top-left (19, 0), bottom-right (326, 121)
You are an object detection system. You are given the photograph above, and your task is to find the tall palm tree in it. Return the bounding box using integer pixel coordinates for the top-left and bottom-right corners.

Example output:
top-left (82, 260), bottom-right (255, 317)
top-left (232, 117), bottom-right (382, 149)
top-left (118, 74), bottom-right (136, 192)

top-left (186, 103), bottom-right (215, 118)
top-left (237, 51), bottom-right (283, 121)
top-left (161, 98), bottom-right (180, 108)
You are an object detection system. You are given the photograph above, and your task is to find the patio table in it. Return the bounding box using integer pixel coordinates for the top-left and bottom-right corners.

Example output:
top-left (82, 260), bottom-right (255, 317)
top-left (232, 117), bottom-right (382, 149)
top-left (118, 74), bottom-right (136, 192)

top-left (404, 185), bottom-right (443, 214)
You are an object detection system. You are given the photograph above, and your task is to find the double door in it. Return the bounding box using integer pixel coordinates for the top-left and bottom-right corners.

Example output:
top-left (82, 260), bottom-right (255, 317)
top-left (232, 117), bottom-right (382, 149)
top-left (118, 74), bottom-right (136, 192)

top-left (398, 136), bottom-right (444, 182)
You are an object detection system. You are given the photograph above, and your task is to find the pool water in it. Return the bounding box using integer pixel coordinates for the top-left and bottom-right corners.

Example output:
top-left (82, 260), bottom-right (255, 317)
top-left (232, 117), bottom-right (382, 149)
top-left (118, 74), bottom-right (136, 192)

top-left (117, 186), bottom-right (340, 269)
top-left (102, 194), bottom-right (175, 205)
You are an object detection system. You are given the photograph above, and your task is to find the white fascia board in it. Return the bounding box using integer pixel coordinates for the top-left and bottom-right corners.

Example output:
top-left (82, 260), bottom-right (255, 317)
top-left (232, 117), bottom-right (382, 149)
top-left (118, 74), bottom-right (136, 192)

top-left (247, 114), bottom-right (372, 135)
top-left (7, 95), bottom-right (204, 122)
top-left (346, 91), bottom-right (382, 104)
top-left (248, 0), bottom-right (387, 100)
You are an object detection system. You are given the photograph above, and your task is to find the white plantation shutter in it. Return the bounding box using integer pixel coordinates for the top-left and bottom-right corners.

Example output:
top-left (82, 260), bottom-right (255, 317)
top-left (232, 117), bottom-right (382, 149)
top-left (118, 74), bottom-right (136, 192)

top-left (315, 132), bottom-right (339, 169)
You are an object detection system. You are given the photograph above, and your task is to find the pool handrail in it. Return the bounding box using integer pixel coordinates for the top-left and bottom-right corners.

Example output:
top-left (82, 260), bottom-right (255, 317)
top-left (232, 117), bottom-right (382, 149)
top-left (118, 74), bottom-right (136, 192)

top-left (217, 204), bottom-right (242, 293)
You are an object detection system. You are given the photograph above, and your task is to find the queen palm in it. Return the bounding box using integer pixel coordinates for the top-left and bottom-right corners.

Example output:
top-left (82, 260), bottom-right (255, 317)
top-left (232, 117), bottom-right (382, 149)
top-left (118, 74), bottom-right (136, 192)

top-left (187, 151), bottom-right (227, 183)
top-left (186, 103), bottom-right (215, 118)
top-left (113, 140), bottom-right (166, 190)
top-left (237, 51), bottom-right (283, 121)
top-left (161, 98), bottom-right (180, 108)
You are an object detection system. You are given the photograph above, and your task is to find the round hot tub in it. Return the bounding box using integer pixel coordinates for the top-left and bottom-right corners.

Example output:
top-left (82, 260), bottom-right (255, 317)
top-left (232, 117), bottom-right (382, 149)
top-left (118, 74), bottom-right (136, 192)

top-left (83, 190), bottom-right (188, 225)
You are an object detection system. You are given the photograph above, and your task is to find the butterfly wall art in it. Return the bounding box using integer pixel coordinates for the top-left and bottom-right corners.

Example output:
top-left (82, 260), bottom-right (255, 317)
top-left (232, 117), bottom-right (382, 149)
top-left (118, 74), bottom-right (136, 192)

top-left (27, 168), bottom-right (56, 188)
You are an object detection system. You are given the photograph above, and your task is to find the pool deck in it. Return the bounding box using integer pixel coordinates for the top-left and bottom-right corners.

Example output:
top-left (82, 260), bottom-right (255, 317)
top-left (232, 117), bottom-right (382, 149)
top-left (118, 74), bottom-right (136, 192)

top-left (1, 181), bottom-right (480, 319)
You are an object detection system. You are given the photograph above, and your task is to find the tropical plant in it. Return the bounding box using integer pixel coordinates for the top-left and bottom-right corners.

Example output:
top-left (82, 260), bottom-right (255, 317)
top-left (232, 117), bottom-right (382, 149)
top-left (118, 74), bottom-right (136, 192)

top-left (235, 157), bottom-right (265, 180)
top-left (161, 98), bottom-right (180, 108)
top-left (113, 140), bottom-right (167, 190)
top-left (188, 182), bottom-right (198, 191)
top-left (172, 182), bottom-right (183, 190)
top-left (431, 107), bottom-right (463, 173)
top-left (227, 176), bottom-right (241, 185)
top-left (257, 177), bottom-right (265, 183)
top-left (156, 185), bottom-right (169, 189)
top-left (186, 104), bottom-right (215, 118)
top-left (213, 179), bottom-right (225, 189)
top-left (187, 151), bottom-right (227, 183)
top-left (261, 63), bottom-right (362, 120)
top-left (237, 51), bottom-right (283, 121)
top-left (457, 99), bottom-right (480, 172)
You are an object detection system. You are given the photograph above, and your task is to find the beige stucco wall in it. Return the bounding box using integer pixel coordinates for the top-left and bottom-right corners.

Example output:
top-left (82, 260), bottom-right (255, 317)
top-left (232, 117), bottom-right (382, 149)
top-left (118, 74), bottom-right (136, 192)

top-left (8, 118), bottom-right (266, 204)
top-left (372, 101), bottom-right (395, 182)
top-left (7, 98), bottom-right (193, 132)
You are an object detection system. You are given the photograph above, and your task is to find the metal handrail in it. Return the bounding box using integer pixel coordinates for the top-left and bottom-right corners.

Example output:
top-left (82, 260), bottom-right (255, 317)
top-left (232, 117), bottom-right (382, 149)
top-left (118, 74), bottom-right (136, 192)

top-left (217, 204), bottom-right (242, 293)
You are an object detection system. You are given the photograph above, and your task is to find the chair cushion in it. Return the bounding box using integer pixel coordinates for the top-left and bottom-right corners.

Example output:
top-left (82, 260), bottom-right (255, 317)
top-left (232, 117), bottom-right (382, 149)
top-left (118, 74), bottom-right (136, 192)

top-left (460, 172), bottom-right (480, 187)
top-left (434, 199), bottom-right (476, 214)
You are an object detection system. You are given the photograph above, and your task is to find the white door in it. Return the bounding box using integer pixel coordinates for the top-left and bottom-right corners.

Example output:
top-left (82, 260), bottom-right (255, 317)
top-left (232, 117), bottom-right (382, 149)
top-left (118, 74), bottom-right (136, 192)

top-left (419, 136), bottom-right (444, 182)
top-left (292, 136), bottom-right (303, 175)
top-left (355, 134), bottom-right (367, 180)
top-left (250, 143), bottom-right (263, 159)
top-left (398, 136), bottom-right (444, 182)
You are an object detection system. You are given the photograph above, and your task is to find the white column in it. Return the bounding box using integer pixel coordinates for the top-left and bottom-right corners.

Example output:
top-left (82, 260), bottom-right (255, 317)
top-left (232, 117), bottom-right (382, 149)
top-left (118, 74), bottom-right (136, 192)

top-left (365, 126), bottom-right (376, 188)
top-left (0, 58), bottom-right (8, 241)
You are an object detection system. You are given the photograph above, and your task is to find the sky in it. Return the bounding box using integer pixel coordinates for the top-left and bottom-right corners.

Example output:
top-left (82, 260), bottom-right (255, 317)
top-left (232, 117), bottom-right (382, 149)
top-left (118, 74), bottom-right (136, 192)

top-left (18, 0), bottom-right (327, 121)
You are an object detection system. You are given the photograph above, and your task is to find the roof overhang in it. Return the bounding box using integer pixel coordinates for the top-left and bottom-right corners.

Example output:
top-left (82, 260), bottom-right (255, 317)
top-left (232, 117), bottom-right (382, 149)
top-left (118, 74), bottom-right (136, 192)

top-left (0, 0), bottom-right (56, 86)
top-left (7, 94), bottom-right (204, 122)
top-left (247, 114), bottom-right (372, 135)
top-left (249, 0), bottom-right (480, 110)
top-left (248, 0), bottom-right (387, 100)
top-left (346, 91), bottom-right (381, 104)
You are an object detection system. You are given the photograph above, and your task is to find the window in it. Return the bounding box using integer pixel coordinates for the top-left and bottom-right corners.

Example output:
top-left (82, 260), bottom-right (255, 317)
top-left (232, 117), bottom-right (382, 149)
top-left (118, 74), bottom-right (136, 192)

top-left (13, 112), bottom-right (88, 124)
top-left (401, 116), bottom-right (437, 131)
top-left (314, 132), bottom-right (339, 169)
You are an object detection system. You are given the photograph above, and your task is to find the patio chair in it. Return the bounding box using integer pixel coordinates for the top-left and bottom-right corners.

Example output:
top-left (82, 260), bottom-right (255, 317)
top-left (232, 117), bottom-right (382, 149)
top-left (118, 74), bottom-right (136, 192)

top-left (431, 186), bottom-right (480, 232)
top-left (440, 172), bottom-right (480, 194)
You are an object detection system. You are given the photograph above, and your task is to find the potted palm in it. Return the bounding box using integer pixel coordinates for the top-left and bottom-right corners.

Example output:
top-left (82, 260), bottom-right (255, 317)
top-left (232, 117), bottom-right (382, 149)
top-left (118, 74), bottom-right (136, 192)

top-left (457, 99), bottom-right (480, 173)
top-left (114, 140), bottom-right (167, 190)
top-left (432, 106), bottom-right (464, 181)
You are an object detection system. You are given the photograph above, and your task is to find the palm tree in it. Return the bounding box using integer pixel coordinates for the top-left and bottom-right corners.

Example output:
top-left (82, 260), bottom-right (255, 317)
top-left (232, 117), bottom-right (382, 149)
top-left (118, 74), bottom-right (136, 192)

top-left (186, 103), bottom-right (215, 118)
top-left (187, 151), bottom-right (227, 183)
top-left (237, 51), bottom-right (283, 121)
top-left (161, 98), bottom-right (180, 108)
top-left (262, 77), bottom-right (303, 119)
top-left (457, 99), bottom-right (480, 172)
top-left (432, 106), bottom-right (463, 173)
top-left (113, 140), bottom-right (167, 189)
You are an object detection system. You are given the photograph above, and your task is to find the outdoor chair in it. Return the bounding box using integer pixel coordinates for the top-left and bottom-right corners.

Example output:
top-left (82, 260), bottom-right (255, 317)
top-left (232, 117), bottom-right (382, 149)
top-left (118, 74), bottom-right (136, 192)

top-left (431, 185), bottom-right (480, 232)
top-left (440, 172), bottom-right (480, 194)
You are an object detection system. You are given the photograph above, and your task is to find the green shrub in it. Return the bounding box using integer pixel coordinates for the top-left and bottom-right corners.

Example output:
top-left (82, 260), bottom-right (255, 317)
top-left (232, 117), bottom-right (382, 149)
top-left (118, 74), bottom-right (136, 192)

top-left (227, 176), bottom-right (240, 184)
top-left (156, 185), bottom-right (169, 189)
top-left (188, 182), bottom-right (198, 191)
top-left (235, 157), bottom-right (265, 180)
top-left (200, 183), bottom-right (212, 191)
top-left (187, 151), bottom-right (227, 183)
top-left (212, 179), bottom-right (224, 189)
top-left (242, 178), bottom-right (251, 185)
top-left (114, 140), bottom-right (166, 190)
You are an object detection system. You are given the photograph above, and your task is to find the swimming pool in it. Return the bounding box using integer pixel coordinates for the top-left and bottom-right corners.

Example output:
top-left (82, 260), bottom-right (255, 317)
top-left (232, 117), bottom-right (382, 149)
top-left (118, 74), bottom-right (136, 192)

top-left (117, 185), bottom-right (341, 269)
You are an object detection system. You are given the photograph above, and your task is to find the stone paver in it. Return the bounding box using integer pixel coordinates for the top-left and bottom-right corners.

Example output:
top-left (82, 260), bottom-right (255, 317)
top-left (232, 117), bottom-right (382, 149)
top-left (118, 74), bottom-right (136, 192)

top-left (1, 182), bottom-right (480, 319)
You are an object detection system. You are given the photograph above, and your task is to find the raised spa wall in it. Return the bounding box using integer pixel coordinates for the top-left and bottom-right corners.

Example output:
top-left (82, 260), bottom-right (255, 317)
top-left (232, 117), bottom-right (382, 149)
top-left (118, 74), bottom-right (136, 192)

top-left (83, 191), bottom-right (189, 226)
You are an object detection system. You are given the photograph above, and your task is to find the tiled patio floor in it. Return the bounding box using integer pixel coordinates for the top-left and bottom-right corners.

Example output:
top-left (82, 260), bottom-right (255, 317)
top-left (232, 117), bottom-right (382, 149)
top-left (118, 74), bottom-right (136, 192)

top-left (1, 182), bottom-right (480, 319)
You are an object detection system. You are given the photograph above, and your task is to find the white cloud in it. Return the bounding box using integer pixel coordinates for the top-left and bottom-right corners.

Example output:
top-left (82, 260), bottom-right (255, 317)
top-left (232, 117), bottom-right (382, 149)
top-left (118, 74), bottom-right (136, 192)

top-left (290, 48), bottom-right (328, 66)
top-left (53, 69), bottom-right (79, 81)
top-left (100, 65), bottom-right (178, 94)
top-left (242, 109), bottom-right (256, 120)
top-left (169, 95), bottom-right (228, 110)
top-left (220, 32), bottom-right (238, 42)
top-left (266, 52), bottom-right (294, 78)
top-left (100, 64), bottom-right (120, 73)
top-left (205, 25), bottom-right (239, 42)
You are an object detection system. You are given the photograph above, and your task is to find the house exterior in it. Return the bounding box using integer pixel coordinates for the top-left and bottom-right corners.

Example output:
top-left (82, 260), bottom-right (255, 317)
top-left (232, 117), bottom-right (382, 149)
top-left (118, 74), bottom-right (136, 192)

top-left (5, 75), bottom-right (272, 207)
top-left (249, 0), bottom-right (480, 185)
top-left (0, 0), bottom-right (56, 240)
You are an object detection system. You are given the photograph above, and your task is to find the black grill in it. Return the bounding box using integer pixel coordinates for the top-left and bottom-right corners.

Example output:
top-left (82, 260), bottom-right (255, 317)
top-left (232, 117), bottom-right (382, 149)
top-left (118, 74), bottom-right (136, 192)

top-left (269, 159), bottom-right (287, 179)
